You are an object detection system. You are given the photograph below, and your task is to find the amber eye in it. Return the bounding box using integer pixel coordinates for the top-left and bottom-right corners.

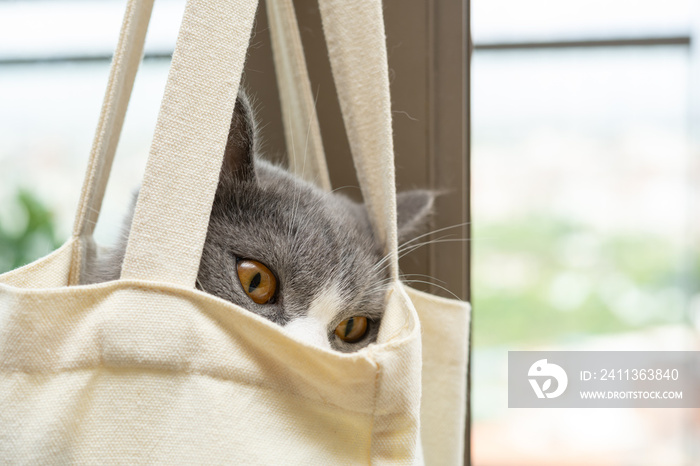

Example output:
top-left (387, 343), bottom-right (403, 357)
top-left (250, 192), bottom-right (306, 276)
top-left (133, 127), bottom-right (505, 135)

top-left (236, 259), bottom-right (277, 304)
top-left (334, 316), bottom-right (369, 343)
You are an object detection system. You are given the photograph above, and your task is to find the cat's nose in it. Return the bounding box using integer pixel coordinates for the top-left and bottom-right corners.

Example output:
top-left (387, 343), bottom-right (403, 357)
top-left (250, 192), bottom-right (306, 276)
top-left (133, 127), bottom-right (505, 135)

top-left (283, 316), bottom-right (332, 350)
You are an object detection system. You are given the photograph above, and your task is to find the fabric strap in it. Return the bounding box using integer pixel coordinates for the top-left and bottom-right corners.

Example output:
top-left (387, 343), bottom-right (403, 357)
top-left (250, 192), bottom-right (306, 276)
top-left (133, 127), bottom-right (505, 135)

top-left (69, 0), bottom-right (155, 284)
top-left (119, 0), bottom-right (258, 286)
top-left (71, 0), bottom-right (399, 287)
top-left (266, 0), bottom-right (331, 192)
top-left (317, 0), bottom-right (399, 281)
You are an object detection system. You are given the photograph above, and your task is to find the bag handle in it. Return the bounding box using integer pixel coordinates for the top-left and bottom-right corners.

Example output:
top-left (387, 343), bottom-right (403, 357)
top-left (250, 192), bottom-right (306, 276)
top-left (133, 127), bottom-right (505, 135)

top-left (269, 0), bottom-right (400, 280)
top-left (69, 0), bottom-right (155, 284)
top-left (74, 0), bottom-right (396, 287)
top-left (266, 0), bottom-right (331, 192)
top-left (121, 0), bottom-right (397, 286)
top-left (318, 0), bottom-right (399, 280)
top-left (118, 0), bottom-right (259, 286)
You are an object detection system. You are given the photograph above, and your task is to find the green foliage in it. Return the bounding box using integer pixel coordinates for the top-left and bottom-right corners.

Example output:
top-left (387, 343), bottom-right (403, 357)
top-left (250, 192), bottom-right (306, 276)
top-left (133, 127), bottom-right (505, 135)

top-left (0, 190), bottom-right (63, 274)
top-left (472, 215), bottom-right (694, 347)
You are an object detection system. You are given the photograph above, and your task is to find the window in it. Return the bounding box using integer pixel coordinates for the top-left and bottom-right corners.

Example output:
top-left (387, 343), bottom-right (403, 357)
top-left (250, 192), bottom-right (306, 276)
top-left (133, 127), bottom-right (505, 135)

top-left (472, 1), bottom-right (698, 464)
top-left (0, 0), bottom-right (184, 257)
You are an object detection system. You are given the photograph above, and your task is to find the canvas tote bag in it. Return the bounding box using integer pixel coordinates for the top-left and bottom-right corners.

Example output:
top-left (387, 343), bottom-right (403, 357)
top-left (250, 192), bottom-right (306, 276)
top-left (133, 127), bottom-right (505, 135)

top-left (0, 0), bottom-right (470, 464)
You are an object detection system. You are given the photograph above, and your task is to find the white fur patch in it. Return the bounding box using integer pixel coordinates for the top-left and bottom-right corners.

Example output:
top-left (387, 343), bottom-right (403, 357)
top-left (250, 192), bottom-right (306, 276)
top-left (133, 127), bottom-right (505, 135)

top-left (283, 285), bottom-right (346, 349)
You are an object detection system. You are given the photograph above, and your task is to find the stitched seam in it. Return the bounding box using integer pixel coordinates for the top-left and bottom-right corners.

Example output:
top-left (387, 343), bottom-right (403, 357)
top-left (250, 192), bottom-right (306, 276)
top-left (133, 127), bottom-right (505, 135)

top-left (367, 347), bottom-right (381, 465)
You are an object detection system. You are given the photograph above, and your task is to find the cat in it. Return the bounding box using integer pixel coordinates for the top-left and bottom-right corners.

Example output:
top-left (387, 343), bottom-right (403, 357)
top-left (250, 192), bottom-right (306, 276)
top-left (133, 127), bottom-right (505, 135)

top-left (82, 93), bottom-right (434, 352)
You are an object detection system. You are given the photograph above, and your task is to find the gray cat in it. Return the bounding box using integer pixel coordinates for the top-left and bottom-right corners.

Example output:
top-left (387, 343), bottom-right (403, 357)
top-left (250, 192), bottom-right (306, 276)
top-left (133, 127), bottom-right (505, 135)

top-left (82, 93), bottom-right (434, 352)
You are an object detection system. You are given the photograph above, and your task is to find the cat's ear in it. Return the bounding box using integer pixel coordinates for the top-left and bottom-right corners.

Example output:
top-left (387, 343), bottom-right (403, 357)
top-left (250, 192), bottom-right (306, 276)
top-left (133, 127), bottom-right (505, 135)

top-left (222, 93), bottom-right (256, 182)
top-left (396, 189), bottom-right (436, 244)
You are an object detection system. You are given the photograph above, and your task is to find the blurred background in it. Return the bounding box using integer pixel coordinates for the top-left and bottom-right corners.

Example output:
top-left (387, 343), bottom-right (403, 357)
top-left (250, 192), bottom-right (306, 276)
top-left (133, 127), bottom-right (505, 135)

top-left (0, 0), bottom-right (698, 464)
top-left (471, 0), bottom-right (700, 464)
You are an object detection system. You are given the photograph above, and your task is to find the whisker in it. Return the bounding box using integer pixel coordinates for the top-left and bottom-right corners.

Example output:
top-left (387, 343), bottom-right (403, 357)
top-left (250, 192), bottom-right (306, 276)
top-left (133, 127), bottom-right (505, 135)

top-left (398, 273), bottom-right (448, 286)
top-left (398, 236), bottom-right (465, 256)
top-left (397, 233), bottom-right (454, 255)
top-left (370, 235), bottom-right (469, 275)
top-left (330, 185), bottom-right (361, 194)
top-left (397, 238), bottom-right (470, 262)
top-left (401, 279), bottom-right (462, 301)
top-left (397, 221), bottom-right (471, 251)
top-left (368, 250), bottom-right (395, 274)
top-left (363, 222), bottom-right (473, 274)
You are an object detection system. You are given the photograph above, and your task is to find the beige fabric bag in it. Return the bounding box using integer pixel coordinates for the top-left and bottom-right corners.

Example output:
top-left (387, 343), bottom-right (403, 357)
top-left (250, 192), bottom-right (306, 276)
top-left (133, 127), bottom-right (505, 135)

top-left (0, 0), bottom-right (470, 464)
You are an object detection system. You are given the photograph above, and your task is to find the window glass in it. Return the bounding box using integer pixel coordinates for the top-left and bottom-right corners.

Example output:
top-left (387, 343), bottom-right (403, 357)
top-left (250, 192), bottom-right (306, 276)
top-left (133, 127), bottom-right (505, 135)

top-left (0, 0), bottom-right (183, 60)
top-left (0, 0), bottom-right (181, 263)
top-left (472, 45), bottom-right (698, 465)
top-left (473, 0), bottom-right (691, 43)
top-left (0, 60), bottom-right (170, 250)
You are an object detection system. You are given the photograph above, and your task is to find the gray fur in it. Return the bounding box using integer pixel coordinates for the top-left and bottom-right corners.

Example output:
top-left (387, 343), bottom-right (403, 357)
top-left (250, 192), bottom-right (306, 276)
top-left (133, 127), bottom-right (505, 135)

top-left (82, 93), bottom-right (434, 352)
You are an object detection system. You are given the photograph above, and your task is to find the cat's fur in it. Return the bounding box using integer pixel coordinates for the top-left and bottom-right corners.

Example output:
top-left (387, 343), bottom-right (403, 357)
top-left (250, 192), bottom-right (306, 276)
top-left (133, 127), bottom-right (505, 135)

top-left (82, 93), bottom-right (434, 352)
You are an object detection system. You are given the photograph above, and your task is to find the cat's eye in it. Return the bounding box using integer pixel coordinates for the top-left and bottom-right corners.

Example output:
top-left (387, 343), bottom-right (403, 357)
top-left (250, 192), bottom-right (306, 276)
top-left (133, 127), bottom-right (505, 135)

top-left (236, 259), bottom-right (277, 304)
top-left (334, 316), bottom-right (368, 343)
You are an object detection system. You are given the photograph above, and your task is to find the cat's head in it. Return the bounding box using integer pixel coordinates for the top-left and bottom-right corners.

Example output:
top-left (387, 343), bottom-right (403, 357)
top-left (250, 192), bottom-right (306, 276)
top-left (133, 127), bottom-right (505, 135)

top-left (197, 94), bottom-right (434, 352)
